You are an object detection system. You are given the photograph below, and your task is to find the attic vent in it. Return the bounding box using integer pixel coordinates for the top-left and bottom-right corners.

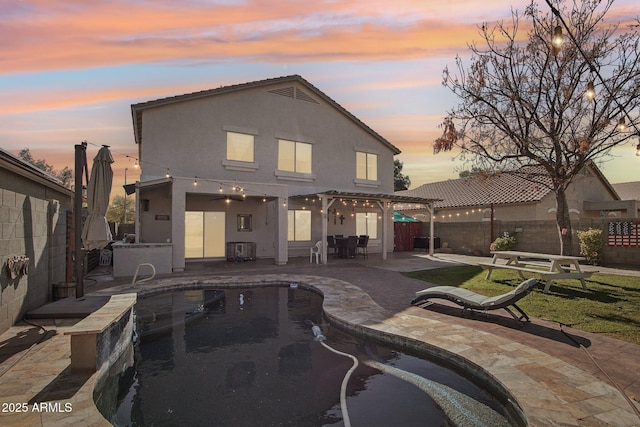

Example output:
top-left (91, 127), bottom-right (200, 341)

top-left (268, 87), bottom-right (295, 98)
top-left (295, 88), bottom-right (319, 104)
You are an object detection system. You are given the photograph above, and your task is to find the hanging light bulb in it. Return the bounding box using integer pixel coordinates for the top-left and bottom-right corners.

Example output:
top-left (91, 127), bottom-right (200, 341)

top-left (193, 177), bottom-right (198, 186)
top-left (617, 117), bottom-right (626, 132)
top-left (134, 158), bottom-right (139, 169)
top-left (219, 185), bottom-right (223, 193)
top-left (551, 25), bottom-right (563, 51)
top-left (165, 168), bottom-right (171, 178)
top-left (585, 81), bottom-right (596, 100)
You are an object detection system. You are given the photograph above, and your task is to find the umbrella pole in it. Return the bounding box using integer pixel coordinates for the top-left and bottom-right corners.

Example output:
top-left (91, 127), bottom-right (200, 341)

top-left (74, 143), bottom-right (87, 299)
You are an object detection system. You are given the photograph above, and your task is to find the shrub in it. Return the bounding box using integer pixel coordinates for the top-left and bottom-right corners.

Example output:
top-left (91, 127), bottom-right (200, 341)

top-left (577, 228), bottom-right (604, 265)
top-left (490, 232), bottom-right (516, 251)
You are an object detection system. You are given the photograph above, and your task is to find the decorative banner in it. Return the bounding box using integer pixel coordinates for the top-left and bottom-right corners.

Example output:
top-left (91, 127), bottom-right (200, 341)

top-left (608, 221), bottom-right (640, 247)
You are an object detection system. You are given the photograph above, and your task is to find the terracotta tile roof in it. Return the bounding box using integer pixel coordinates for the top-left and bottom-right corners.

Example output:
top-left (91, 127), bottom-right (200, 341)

top-left (612, 181), bottom-right (640, 201)
top-left (397, 168), bottom-right (553, 209)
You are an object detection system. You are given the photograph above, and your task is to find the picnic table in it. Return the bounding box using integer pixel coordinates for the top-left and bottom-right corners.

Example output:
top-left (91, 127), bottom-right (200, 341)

top-left (478, 250), bottom-right (596, 293)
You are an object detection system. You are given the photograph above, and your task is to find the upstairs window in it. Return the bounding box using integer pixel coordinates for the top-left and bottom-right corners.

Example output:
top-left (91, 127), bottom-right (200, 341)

top-left (227, 131), bottom-right (254, 163)
top-left (356, 151), bottom-right (377, 181)
top-left (278, 139), bottom-right (312, 174)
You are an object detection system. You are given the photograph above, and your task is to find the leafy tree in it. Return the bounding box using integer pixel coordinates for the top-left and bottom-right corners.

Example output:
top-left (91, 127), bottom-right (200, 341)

top-left (434, 0), bottom-right (640, 254)
top-left (106, 195), bottom-right (134, 224)
top-left (18, 148), bottom-right (73, 188)
top-left (394, 159), bottom-right (411, 191)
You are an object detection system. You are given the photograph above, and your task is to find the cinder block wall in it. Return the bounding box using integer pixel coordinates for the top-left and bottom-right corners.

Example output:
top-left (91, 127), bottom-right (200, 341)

top-left (431, 219), bottom-right (640, 268)
top-left (0, 171), bottom-right (71, 334)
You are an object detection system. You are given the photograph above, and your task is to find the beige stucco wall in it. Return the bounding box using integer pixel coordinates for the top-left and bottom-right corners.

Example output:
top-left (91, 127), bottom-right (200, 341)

top-left (135, 80), bottom-right (398, 267)
top-left (138, 81), bottom-right (396, 195)
top-left (0, 167), bottom-right (72, 334)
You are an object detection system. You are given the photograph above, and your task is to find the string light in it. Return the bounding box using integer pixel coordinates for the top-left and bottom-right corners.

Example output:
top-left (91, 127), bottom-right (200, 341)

top-left (585, 81), bottom-right (596, 100)
top-left (80, 141), bottom-right (341, 203)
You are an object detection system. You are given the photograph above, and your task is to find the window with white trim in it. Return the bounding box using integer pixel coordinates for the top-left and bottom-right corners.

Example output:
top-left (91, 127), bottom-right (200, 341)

top-left (278, 139), bottom-right (312, 173)
top-left (356, 151), bottom-right (377, 181)
top-left (226, 131), bottom-right (254, 163)
top-left (288, 210), bottom-right (311, 241)
top-left (356, 212), bottom-right (378, 239)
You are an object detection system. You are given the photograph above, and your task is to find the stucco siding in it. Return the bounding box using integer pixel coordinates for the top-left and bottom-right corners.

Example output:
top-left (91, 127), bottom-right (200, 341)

top-left (138, 81), bottom-right (396, 194)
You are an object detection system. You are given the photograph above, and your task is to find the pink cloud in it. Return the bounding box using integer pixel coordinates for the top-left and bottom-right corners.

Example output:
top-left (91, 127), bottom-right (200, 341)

top-left (1, 0), bottom-right (494, 74)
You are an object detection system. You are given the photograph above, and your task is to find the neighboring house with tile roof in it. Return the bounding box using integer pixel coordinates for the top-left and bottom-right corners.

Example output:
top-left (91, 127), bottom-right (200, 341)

top-left (0, 147), bottom-right (73, 334)
top-left (129, 75), bottom-right (436, 272)
top-left (396, 162), bottom-right (630, 223)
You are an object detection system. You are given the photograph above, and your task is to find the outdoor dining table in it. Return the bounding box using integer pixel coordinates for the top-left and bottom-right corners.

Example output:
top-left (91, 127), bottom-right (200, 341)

top-left (333, 236), bottom-right (356, 259)
top-left (479, 250), bottom-right (595, 293)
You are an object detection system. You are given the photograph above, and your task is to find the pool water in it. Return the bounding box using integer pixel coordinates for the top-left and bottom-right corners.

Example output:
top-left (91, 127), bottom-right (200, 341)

top-left (104, 286), bottom-right (514, 426)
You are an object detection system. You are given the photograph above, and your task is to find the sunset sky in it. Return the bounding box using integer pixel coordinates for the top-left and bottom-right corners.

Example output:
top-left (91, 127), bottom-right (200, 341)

top-left (2, 0), bottom-right (639, 196)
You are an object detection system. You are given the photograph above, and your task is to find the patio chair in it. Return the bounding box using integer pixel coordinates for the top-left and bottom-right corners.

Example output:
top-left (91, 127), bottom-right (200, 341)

top-left (345, 235), bottom-right (358, 258)
top-left (411, 278), bottom-right (539, 324)
top-left (310, 241), bottom-right (323, 264)
top-left (99, 249), bottom-right (112, 266)
top-left (327, 235), bottom-right (338, 257)
top-left (357, 235), bottom-right (369, 258)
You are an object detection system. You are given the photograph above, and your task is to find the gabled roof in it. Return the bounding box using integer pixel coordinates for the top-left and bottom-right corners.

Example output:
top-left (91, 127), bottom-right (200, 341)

top-left (612, 181), bottom-right (640, 201)
top-left (397, 162), bottom-right (619, 210)
top-left (397, 167), bottom-right (554, 210)
top-left (131, 75), bottom-right (400, 155)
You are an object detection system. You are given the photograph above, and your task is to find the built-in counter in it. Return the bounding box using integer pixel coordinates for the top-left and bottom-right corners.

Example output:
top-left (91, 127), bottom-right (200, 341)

top-left (112, 242), bottom-right (172, 277)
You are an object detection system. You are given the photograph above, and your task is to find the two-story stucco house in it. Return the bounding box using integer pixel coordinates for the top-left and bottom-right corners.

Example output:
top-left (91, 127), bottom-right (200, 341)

top-left (129, 75), bottom-right (433, 272)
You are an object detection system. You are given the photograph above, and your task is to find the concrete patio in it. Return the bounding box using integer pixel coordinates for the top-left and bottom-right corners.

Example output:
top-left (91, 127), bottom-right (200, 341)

top-left (1, 252), bottom-right (639, 426)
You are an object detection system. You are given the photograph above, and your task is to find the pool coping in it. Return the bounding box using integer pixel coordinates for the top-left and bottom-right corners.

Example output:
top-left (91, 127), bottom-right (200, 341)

top-left (2, 273), bottom-right (640, 426)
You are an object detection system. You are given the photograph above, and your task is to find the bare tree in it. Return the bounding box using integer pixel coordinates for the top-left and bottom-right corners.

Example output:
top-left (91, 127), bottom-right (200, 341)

top-left (435, 0), bottom-right (640, 254)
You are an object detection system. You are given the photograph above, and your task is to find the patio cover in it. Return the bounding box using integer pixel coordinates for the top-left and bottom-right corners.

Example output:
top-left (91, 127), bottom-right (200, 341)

top-left (291, 190), bottom-right (440, 261)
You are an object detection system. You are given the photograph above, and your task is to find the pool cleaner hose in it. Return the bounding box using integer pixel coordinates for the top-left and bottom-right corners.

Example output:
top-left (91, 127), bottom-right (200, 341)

top-left (306, 321), bottom-right (358, 427)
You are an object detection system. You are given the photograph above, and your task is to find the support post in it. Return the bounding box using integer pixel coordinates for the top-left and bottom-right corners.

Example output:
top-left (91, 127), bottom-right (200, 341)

top-left (74, 142), bottom-right (87, 299)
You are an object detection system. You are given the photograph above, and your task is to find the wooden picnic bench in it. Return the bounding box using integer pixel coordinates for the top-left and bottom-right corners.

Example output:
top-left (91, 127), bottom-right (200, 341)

top-left (478, 250), bottom-right (596, 293)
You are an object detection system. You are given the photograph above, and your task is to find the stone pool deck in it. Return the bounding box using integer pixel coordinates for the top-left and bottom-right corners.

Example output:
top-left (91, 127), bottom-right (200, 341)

top-left (1, 253), bottom-right (639, 426)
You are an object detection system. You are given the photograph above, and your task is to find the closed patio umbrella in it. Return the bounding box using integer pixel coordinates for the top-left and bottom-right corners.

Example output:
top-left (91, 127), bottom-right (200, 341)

top-left (81, 145), bottom-right (114, 250)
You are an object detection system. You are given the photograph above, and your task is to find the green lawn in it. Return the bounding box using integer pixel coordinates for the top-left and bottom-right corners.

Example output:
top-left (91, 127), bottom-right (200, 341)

top-left (404, 266), bottom-right (640, 345)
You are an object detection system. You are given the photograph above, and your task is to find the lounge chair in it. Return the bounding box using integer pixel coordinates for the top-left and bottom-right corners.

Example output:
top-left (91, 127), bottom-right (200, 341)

top-left (411, 278), bottom-right (539, 324)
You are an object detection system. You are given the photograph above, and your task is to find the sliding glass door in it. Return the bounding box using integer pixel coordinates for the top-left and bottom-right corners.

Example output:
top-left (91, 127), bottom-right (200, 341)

top-left (185, 211), bottom-right (225, 258)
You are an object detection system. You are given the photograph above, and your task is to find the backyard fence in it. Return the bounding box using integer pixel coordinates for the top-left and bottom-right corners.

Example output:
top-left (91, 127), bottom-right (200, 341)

top-left (427, 218), bottom-right (640, 268)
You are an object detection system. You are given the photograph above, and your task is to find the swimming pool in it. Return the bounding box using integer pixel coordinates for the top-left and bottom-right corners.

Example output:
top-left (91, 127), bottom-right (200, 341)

top-left (100, 285), bottom-right (517, 426)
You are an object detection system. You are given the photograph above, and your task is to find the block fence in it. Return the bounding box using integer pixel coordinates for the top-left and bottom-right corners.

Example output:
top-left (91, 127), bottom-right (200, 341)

top-left (427, 218), bottom-right (640, 268)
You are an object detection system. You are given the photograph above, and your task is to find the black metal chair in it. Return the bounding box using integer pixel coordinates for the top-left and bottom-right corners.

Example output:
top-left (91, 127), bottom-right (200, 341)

top-left (345, 235), bottom-right (358, 258)
top-left (327, 235), bottom-right (338, 257)
top-left (357, 235), bottom-right (369, 258)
